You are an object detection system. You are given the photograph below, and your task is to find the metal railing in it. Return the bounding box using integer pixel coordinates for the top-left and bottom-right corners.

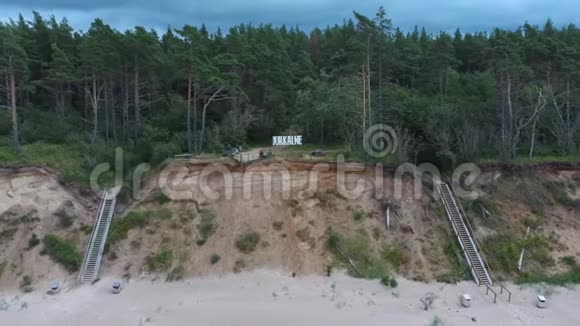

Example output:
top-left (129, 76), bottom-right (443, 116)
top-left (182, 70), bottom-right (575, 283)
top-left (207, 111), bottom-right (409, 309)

top-left (480, 282), bottom-right (498, 304)
top-left (437, 182), bottom-right (494, 285)
top-left (445, 178), bottom-right (513, 303)
top-left (445, 178), bottom-right (494, 285)
top-left (499, 284), bottom-right (512, 303)
top-left (78, 189), bottom-right (107, 281)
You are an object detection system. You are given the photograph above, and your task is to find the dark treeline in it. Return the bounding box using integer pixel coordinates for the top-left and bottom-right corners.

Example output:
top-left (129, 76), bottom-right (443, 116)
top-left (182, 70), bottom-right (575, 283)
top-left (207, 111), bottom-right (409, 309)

top-left (1, 8), bottom-right (580, 167)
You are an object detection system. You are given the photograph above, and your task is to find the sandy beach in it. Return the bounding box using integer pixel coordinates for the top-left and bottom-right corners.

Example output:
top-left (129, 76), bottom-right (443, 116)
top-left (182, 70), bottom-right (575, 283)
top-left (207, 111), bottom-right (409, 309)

top-left (1, 270), bottom-right (578, 325)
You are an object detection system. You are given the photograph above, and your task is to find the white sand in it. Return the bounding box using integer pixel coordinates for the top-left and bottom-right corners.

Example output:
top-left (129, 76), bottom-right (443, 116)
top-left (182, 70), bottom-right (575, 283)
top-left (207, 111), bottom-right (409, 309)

top-left (1, 270), bottom-right (579, 326)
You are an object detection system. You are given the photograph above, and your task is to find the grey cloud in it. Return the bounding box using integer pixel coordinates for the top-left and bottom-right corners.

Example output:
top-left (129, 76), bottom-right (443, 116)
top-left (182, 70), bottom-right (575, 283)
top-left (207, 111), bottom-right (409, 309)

top-left (1, 0), bottom-right (579, 33)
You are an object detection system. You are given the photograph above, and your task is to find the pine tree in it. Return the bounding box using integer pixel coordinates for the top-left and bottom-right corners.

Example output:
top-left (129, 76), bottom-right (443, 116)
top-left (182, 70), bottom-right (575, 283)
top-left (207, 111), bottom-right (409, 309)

top-left (0, 24), bottom-right (29, 152)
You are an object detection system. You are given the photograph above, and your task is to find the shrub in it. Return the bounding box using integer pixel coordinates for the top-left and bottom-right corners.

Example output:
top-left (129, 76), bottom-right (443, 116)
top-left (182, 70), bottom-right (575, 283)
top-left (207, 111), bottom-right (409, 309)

top-left (327, 232), bottom-right (392, 281)
top-left (149, 191), bottom-right (171, 205)
top-left (20, 275), bottom-right (32, 288)
top-left (382, 246), bottom-right (409, 270)
top-left (429, 316), bottom-right (443, 326)
top-left (20, 275), bottom-right (33, 293)
top-left (380, 275), bottom-right (398, 288)
top-left (166, 265), bottom-right (184, 282)
top-left (0, 144), bottom-right (18, 162)
top-left (314, 190), bottom-right (338, 207)
top-left (0, 227), bottom-right (17, 242)
top-left (353, 209), bottom-right (365, 221)
top-left (438, 233), bottom-right (470, 283)
top-left (80, 225), bottom-right (93, 235)
top-left (511, 180), bottom-right (550, 214)
top-left (43, 235), bottom-right (82, 272)
top-left (519, 267), bottom-right (580, 285)
top-left (27, 233), bottom-right (40, 249)
top-left (20, 142), bottom-right (88, 186)
top-left (523, 236), bottom-right (554, 267)
top-left (522, 215), bottom-right (541, 229)
top-left (561, 256), bottom-right (577, 267)
top-left (146, 247), bottom-right (174, 271)
top-left (57, 214), bottom-right (74, 228)
top-left (107, 209), bottom-right (172, 248)
top-left (151, 142), bottom-right (182, 165)
top-left (197, 210), bottom-right (218, 245)
top-left (481, 234), bottom-right (520, 274)
top-left (235, 231), bottom-right (260, 253)
top-left (107, 211), bottom-right (154, 246)
top-left (482, 233), bottom-right (553, 276)
top-left (544, 181), bottom-right (576, 208)
top-left (157, 208), bottom-right (173, 220)
top-left (464, 196), bottom-right (499, 217)
top-left (210, 254), bottom-right (221, 265)
top-left (0, 112), bottom-right (11, 135)
top-left (340, 234), bottom-right (391, 279)
top-left (233, 259), bottom-right (246, 273)
top-left (21, 109), bottom-right (69, 144)
top-left (108, 251), bottom-right (118, 260)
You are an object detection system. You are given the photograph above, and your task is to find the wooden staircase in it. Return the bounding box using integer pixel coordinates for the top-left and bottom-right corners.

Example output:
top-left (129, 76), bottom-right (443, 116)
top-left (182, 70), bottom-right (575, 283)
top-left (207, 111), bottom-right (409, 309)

top-left (79, 188), bottom-right (118, 283)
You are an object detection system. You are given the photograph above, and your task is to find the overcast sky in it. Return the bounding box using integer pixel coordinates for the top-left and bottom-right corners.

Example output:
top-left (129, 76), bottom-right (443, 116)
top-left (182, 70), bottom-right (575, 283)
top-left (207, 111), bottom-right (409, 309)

top-left (1, 0), bottom-right (579, 33)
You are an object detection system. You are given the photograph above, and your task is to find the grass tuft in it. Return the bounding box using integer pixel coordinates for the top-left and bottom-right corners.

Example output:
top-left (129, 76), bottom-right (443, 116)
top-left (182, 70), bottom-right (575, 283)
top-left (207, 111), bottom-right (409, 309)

top-left (43, 234), bottom-right (82, 272)
top-left (235, 231), bottom-right (261, 254)
top-left (327, 232), bottom-right (394, 281)
top-left (146, 247), bottom-right (174, 271)
top-left (210, 254), bottom-right (221, 264)
top-left (107, 209), bottom-right (172, 249)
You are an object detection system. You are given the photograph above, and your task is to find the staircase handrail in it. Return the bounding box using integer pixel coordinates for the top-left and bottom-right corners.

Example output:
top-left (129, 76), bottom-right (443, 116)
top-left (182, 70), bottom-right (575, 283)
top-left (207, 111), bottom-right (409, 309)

top-left (79, 189), bottom-right (107, 281)
top-left (435, 183), bottom-right (479, 285)
top-left (93, 194), bottom-right (116, 279)
top-left (481, 282), bottom-right (498, 303)
top-left (445, 178), bottom-right (494, 285)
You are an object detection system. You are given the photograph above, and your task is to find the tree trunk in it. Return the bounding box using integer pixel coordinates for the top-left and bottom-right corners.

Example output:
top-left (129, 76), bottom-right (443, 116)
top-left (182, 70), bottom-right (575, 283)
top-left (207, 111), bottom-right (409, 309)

top-left (506, 75), bottom-right (514, 159)
top-left (566, 78), bottom-right (572, 151)
top-left (133, 68), bottom-right (140, 146)
top-left (104, 79), bottom-right (110, 144)
top-left (186, 72), bottom-right (192, 153)
top-left (367, 35), bottom-right (372, 128)
top-left (200, 97), bottom-right (208, 152)
top-left (90, 77), bottom-right (99, 145)
top-left (529, 117), bottom-right (538, 159)
top-left (198, 87), bottom-right (225, 152)
top-left (84, 80), bottom-right (89, 119)
top-left (55, 85), bottom-right (65, 119)
top-left (193, 84), bottom-right (198, 152)
top-left (8, 56), bottom-right (20, 152)
top-left (123, 75), bottom-right (129, 143)
top-left (378, 55), bottom-right (383, 125)
top-left (361, 66), bottom-right (366, 160)
top-left (320, 119), bottom-right (324, 145)
top-left (110, 80), bottom-right (117, 142)
top-left (439, 70), bottom-right (445, 103)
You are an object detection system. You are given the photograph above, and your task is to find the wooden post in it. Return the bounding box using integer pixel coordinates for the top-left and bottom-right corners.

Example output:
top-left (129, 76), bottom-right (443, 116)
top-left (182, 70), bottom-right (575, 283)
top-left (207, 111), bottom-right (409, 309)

top-left (517, 227), bottom-right (531, 271)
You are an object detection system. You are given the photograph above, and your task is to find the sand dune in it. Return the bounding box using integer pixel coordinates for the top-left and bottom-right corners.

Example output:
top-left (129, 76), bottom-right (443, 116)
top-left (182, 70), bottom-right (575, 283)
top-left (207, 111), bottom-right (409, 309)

top-left (1, 270), bottom-right (579, 326)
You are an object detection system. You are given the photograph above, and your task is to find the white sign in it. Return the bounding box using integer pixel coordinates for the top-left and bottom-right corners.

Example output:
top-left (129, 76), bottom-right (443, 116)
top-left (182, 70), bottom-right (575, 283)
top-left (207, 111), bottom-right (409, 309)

top-left (272, 135), bottom-right (302, 146)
